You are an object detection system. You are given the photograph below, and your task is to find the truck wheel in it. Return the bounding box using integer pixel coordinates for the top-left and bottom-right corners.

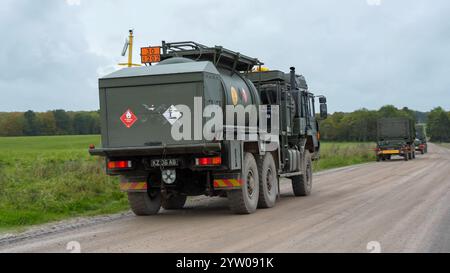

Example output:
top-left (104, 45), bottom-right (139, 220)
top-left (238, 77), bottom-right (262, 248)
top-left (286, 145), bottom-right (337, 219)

top-left (128, 190), bottom-right (161, 216)
top-left (162, 194), bottom-right (187, 210)
top-left (227, 153), bottom-right (259, 214)
top-left (292, 150), bottom-right (312, 196)
top-left (257, 153), bottom-right (278, 209)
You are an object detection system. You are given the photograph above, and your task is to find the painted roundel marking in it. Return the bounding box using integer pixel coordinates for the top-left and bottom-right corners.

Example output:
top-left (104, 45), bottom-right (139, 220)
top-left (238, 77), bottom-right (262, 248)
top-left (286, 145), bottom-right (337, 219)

top-left (231, 86), bottom-right (239, 106)
top-left (240, 87), bottom-right (248, 103)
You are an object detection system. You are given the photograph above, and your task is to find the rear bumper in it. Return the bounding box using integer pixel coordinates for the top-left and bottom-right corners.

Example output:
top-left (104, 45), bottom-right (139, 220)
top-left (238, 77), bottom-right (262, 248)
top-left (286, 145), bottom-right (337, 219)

top-left (415, 144), bottom-right (426, 150)
top-left (89, 143), bottom-right (222, 157)
top-left (379, 150), bottom-right (401, 155)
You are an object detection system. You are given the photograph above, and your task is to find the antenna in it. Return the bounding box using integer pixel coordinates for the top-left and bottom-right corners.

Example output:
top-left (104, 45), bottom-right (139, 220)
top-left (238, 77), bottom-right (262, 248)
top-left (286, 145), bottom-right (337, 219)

top-left (121, 38), bottom-right (129, 57)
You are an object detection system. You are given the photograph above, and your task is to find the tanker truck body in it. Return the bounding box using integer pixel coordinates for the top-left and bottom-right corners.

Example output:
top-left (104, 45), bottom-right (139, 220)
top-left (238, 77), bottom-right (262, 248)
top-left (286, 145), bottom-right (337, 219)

top-left (90, 41), bottom-right (327, 215)
top-left (376, 117), bottom-right (416, 161)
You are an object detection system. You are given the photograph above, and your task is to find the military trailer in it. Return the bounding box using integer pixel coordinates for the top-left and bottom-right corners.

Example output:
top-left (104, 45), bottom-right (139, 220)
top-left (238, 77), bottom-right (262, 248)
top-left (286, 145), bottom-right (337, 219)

top-left (89, 41), bottom-right (327, 215)
top-left (414, 124), bottom-right (428, 154)
top-left (376, 118), bottom-right (416, 161)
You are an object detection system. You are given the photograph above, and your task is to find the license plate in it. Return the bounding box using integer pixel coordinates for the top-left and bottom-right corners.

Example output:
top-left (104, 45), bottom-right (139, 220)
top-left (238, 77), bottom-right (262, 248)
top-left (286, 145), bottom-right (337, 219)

top-left (381, 150), bottom-right (399, 154)
top-left (151, 159), bottom-right (179, 167)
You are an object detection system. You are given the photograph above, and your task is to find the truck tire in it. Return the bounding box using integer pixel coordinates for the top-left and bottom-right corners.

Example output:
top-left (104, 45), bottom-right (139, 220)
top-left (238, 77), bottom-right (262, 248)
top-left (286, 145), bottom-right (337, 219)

top-left (257, 153), bottom-right (278, 209)
top-left (162, 194), bottom-right (187, 210)
top-left (227, 153), bottom-right (259, 214)
top-left (292, 150), bottom-right (312, 196)
top-left (128, 190), bottom-right (161, 216)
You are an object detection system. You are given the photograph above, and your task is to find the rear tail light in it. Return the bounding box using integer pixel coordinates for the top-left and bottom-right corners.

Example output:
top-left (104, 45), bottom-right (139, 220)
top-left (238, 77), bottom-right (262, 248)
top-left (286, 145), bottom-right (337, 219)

top-left (108, 160), bottom-right (132, 170)
top-left (195, 157), bottom-right (222, 166)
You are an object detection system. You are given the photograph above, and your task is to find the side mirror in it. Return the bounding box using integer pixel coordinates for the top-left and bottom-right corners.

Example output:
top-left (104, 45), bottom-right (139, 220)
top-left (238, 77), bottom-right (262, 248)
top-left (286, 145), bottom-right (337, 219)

top-left (320, 103), bottom-right (328, 119)
top-left (319, 97), bottom-right (327, 104)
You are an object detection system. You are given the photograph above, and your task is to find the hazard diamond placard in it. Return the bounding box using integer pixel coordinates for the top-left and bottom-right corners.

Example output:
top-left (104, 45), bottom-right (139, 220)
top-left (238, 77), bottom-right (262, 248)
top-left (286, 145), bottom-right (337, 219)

top-left (120, 109), bottom-right (138, 128)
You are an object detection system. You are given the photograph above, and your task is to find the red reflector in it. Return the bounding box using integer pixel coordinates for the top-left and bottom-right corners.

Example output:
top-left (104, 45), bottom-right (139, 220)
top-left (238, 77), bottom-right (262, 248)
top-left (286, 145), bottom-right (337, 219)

top-left (108, 160), bottom-right (132, 169)
top-left (196, 157), bottom-right (222, 166)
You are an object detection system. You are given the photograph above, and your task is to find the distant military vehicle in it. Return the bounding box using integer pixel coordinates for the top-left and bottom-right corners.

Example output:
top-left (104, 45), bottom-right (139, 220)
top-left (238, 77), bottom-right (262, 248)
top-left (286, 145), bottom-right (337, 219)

top-left (376, 118), bottom-right (416, 161)
top-left (414, 124), bottom-right (428, 154)
top-left (90, 41), bottom-right (327, 215)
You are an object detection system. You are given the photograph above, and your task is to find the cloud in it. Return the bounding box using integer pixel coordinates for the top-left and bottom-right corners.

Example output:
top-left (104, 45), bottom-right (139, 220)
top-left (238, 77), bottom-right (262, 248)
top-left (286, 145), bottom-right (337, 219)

top-left (0, 0), bottom-right (449, 112)
top-left (66, 0), bottom-right (81, 6)
top-left (0, 0), bottom-right (107, 111)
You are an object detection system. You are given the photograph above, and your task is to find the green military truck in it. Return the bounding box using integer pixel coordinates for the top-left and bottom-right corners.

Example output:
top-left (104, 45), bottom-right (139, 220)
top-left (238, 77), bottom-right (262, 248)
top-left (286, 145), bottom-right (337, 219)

top-left (414, 124), bottom-right (428, 154)
top-left (89, 41), bottom-right (327, 215)
top-left (376, 117), bottom-right (416, 161)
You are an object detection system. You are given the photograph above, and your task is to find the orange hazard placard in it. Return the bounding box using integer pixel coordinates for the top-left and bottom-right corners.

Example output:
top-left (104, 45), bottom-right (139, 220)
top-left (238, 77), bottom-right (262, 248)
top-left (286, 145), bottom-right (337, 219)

top-left (141, 47), bottom-right (161, 63)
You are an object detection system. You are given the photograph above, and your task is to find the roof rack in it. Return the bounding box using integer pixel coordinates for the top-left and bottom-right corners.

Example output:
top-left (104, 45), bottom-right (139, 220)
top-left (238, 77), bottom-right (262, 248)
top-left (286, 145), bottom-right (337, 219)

top-left (160, 41), bottom-right (263, 72)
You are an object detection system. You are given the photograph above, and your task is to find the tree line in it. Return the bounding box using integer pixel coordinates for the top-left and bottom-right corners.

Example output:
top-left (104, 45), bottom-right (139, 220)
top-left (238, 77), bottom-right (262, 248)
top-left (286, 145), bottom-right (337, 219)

top-left (319, 105), bottom-right (450, 142)
top-left (0, 110), bottom-right (100, 136)
top-left (0, 106), bottom-right (449, 142)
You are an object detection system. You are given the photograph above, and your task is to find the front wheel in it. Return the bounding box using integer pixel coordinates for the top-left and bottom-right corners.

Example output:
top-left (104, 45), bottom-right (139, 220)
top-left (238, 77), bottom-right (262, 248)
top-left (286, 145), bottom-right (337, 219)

top-left (292, 151), bottom-right (313, 196)
top-left (227, 153), bottom-right (259, 214)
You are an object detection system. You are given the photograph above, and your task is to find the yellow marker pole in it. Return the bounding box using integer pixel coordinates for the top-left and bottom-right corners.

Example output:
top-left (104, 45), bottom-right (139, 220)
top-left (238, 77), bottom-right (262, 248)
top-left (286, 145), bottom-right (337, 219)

top-left (128, 30), bottom-right (133, 68)
top-left (118, 29), bottom-right (141, 68)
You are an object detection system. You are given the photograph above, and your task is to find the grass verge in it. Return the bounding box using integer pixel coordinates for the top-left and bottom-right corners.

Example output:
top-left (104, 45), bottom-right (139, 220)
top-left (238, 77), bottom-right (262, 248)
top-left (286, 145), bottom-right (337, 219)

top-left (437, 143), bottom-right (450, 149)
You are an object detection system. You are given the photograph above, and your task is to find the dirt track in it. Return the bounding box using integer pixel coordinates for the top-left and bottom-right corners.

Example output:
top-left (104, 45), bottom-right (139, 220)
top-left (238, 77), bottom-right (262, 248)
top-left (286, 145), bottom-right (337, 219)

top-left (1, 143), bottom-right (449, 253)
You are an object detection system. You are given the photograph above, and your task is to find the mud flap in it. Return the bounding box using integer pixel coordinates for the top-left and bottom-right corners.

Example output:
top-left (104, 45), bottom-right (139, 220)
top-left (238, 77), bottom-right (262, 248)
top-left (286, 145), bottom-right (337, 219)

top-left (213, 173), bottom-right (242, 190)
top-left (119, 176), bottom-right (148, 192)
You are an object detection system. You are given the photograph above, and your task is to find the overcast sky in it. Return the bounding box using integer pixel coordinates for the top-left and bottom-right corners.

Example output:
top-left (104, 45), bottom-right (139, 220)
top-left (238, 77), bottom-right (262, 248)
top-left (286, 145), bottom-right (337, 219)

top-left (0, 0), bottom-right (449, 113)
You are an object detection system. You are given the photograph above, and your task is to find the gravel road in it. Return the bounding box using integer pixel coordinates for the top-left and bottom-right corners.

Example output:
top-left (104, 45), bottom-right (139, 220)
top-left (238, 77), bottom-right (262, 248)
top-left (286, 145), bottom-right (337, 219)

top-left (1, 143), bottom-right (449, 253)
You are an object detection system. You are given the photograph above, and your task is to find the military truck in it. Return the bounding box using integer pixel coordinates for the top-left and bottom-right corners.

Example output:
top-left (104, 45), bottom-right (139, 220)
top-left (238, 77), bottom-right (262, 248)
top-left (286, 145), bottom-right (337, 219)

top-left (414, 124), bottom-right (428, 154)
top-left (89, 41), bottom-right (327, 215)
top-left (376, 118), bottom-right (416, 161)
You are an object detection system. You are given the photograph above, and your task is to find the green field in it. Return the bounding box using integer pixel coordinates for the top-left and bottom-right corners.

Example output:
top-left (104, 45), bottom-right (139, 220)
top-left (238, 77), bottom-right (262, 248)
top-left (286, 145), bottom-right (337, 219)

top-left (0, 136), bottom-right (376, 230)
top-left (439, 143), bottom-right (450, 149)
top-left (0, 136), bottom-right (127, 230)
top-left (314, 142), bottom-right (375, 171)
